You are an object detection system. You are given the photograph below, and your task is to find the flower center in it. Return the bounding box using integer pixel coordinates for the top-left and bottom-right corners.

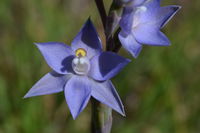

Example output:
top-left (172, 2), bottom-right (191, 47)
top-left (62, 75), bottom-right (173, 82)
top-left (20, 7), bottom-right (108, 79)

top-left (72, 48), bottom-right (90, 75)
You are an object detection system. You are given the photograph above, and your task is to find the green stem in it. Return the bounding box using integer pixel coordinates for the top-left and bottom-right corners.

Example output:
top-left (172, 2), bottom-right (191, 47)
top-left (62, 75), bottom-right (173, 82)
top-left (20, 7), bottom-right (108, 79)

top-left (91, 98), bottom-right (102, 133)
top-left (91, 98), bottom-right (113, 133)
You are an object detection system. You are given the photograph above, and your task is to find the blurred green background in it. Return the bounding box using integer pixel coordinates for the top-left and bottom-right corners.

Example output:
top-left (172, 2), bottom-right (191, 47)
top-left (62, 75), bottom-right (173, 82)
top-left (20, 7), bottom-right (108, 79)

top-left (0, 0), bottom-right (200, 133)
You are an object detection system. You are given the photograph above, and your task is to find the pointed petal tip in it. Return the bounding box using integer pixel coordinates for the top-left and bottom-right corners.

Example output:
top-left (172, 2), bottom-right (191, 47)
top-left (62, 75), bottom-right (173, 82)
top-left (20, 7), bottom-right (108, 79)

top-left (23, 93), bottom-right (38, 99)
top-left (129, 45), bottom-right (142, 58)
top-left (157, 38), bottom-right (171, 46)
top-left (162, 37), bottom-right (171, 46)
top-left (86, 17), bottom-right (92, 23)
top-left (122, 112), bottom-right (126, 117)
top-left (126, 58), bottom-right (131, 63)
top-left (33, 42), bottom-right (39, 45)
top-left (153, 41), bottom-right (171, 47)
top-left (119, 108), bottom-right (126, 117)
top-left (118, 31), bottom-right (143, 58)
top-left (130, 51), bottom-right (140, 58)
top-left (123, 57), bottom-right (131, 65)
top-left (123, 58), bottom-right (132, 66)
top-left (166, 42), bottom-right (171, 46)
top-left (175, 5), bottom-right (182, 10)
top-left (71, 113), bottom-right (79, 120)
top-left (113, 104), bottom-right (126, 117)
top-left (23, 92), bottom-right (36, 99)
top-left (34, 42), bottom-right (43, 46)
top-left (85, 17), bottom-right (93, 28)
top-left (170, 5), bottom-right (181, 14)
top-left (160, 5), bottom-right (181, 28)
top-left (174, 5), bottom-right (181, 15)
top-left (90, 80), bottom-right (126, 118)
top-left (23, 92), bottom-right (32, 99)
top-left (119, 102), bottom-right (126, 116)
top-left (34, 42), bottom-right (49, 49)
top-left (23, 95), bottom-right (28, 99)
top-left (33, 42), bottom-right (46, 48)
top-left (132, 54), bottom-right (139, 58)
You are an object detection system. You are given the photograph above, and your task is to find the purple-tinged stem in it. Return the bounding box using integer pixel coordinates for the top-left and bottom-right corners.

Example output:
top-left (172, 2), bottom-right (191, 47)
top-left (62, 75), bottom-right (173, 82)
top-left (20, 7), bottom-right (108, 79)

top-left (91, 98), bottom-right (102, 133)
top-left (91, 98), bottom-right (113, 133)
top-left (92, 0), bottom-right (123, 133)
top-left (106, 0), bottom-right (123, 51)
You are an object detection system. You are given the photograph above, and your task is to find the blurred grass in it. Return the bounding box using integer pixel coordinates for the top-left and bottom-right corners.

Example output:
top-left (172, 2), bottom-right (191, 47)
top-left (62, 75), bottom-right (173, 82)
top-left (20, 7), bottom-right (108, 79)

top-left (0, 0), bottom-right (200, 133)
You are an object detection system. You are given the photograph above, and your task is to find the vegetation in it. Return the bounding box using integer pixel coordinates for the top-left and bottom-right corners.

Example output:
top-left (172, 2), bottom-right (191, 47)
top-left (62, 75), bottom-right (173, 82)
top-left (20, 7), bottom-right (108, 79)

top-left (0, 0), bottom-right (199, 132)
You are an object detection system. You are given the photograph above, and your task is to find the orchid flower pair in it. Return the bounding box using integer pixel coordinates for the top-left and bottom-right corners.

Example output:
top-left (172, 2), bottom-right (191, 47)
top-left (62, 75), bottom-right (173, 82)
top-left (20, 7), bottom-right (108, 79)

top-left (24, 0), bottom-right (180, 119)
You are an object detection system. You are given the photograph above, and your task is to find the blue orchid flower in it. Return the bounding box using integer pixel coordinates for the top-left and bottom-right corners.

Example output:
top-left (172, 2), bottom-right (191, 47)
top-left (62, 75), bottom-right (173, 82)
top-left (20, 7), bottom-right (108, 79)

top-left (119, 0), bottom-right (181, 58)
top-left (24, 19), bottom-right (130, 119)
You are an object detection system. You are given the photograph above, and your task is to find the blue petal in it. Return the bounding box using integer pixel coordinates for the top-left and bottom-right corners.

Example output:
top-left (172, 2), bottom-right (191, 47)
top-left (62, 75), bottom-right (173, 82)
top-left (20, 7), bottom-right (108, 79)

top-left (132, 0), bottom-right (161, 25)
top-left (159, 5), bottom-right (181, 28)
top-left (24, 72), bottom-right (71, 98)
top-left (144, 0), bottom-right (161, 10)
top-left (133, 24), bottom-right (170, 46)
top-left (121, 0), bottom-right (159, 32)
top-left (64, 76), bottom-right (91, 119)
top-left (71, 19), bottom-right (102, 59)
top-left (91, 80), bottom-right (125, 116)
top-left (89, 52), bottom-right (130, 81)
top-left (131, 0), bottom-right (180, 46)
top-left (129, 0), bottom-right (146, 6)
top-left (35, 42), bottom-right (74, 74)
top-left (120, 7), bottom-right (134, 34)
top-left (133, 1), bottom-right (180, 28)
top-left (118, 31), bottom-right (142, 58)
top-left (140, 1), bottom-right (180, 28)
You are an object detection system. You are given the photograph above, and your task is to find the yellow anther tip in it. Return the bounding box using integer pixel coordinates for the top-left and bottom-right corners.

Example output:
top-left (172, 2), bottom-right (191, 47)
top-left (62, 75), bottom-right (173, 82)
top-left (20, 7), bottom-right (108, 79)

top-left (75, 48), bottom-right (87, 57)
